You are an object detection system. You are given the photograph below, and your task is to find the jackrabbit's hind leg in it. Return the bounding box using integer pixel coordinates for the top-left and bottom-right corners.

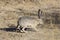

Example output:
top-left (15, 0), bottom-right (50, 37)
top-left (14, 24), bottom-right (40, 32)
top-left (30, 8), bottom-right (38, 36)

top-left (16, 25), bottom-right (23, 32)
top-left (22, 27), bottom-right (27, 33)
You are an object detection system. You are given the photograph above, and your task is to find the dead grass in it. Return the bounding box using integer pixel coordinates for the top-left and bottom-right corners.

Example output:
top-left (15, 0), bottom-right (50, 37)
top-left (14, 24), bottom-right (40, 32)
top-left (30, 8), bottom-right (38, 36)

top-left (0, 0), bottom-right (60, 40)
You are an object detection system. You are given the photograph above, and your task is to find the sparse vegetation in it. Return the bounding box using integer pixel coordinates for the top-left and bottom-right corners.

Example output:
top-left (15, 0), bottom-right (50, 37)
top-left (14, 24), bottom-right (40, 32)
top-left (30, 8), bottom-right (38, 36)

top-left (0, 0), bottom-right (60, 40)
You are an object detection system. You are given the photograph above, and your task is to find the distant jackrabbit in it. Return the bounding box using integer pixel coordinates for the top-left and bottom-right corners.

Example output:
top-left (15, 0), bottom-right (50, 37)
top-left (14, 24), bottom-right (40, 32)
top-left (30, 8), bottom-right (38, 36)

top-left (16, 9), bottom-right (44, 32)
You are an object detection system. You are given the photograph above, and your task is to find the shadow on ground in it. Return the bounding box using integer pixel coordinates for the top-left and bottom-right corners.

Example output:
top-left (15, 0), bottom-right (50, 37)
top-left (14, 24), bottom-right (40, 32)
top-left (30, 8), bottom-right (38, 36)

top-left (0, 25), bottom-right (16, 32)
top-left (0, 25), bottom-right (35, 32)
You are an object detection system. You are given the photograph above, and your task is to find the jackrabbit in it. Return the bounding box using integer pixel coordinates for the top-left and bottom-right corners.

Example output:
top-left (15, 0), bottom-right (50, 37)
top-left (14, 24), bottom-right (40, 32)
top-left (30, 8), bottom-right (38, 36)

top-left (16, 9), bottom-right (44, 32)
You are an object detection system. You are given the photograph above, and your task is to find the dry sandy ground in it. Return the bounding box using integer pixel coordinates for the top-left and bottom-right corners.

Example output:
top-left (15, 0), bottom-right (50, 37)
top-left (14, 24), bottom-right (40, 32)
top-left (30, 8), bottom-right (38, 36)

top-left (0, 0), bottom-right (60, 40)
top-left (0, 28), bottom-right (60, 40)
top-left (0, 24), bottom-right (60, 40)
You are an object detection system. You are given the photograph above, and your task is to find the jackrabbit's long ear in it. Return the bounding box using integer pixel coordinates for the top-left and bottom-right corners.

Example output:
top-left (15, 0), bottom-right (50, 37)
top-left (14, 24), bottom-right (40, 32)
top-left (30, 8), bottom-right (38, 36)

top-left (38, 9), bottom-right (43, 19)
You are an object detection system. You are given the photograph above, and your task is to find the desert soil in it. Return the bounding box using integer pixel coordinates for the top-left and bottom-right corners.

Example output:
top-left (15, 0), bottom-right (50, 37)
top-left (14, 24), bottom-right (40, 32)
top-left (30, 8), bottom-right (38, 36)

top-left (0, 0), bottom-right (60, 40)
